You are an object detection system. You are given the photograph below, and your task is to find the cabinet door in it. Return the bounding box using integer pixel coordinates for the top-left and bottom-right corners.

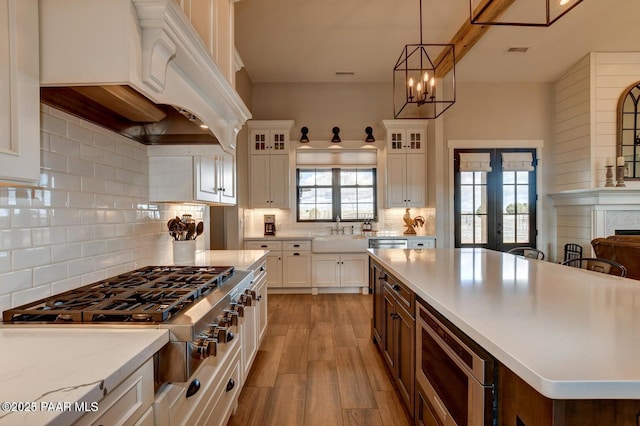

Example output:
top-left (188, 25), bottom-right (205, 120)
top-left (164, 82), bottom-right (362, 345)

top-left (340, 254), bottom-right (368, 287)
top-left (386, 154), bottom-right (407, 208)
top-left (266, 253), bottom-right (282, 288)
top-left (404, 128), bottom-right (426, 153)
top-left (249, 155), bottom-right (271, 208)
top-left (241, 296), bottom-right (258, 382)
top-left (268, 154), bottom-right (289, 208)
top-left (311, 254), bottom-right (341, 287)
top-left (195, 156), bottom-right (221, 202)
top-left (282, 251), bottom-right (310, 287)
top-left (255, 274), bottom-right (268, 344)
top-left (395, 302), bottom-right (415, 413)
top-left (372, 263), bottom-right (384, 345)
top-left (218, 154), bottom-right (236, 204)
top-left (381, 286), bottom-right (396, 370)
top-left (0, 0), bottom-right (40, 185)
top-left (269, 129), bottom-right (289, 153)
top-left (405, 154), bottom-right (425, 207)
top-left (249, 129), bottom-right (270, 155)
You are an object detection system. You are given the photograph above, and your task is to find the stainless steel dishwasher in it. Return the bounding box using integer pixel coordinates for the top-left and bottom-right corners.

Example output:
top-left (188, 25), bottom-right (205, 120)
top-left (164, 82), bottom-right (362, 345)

top-left (368, 238), bottom-right (408, 249)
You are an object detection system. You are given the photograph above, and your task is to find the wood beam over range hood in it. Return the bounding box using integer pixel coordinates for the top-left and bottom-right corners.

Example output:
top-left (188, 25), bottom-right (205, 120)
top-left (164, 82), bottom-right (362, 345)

top-left (41, 85), bottom-right (218, 145)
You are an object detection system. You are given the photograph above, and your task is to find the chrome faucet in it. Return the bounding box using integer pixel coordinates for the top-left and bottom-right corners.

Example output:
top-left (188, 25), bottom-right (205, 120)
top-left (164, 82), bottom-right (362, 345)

top-left (331, 216), bottom-right (344, 235)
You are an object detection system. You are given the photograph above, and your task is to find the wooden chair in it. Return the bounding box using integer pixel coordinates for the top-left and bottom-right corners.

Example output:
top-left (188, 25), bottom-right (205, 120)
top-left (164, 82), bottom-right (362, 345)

top-left (507, 247), bottom-right (545, 260)
top-left (563, 243), bottom-right (583, 262)
top-left (561, 257), bottom-right (627, 277)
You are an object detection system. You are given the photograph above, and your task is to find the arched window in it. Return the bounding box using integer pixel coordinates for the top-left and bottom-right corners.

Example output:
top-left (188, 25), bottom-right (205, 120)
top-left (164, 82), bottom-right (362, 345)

top-left (618, 82), bottom-right (640, 179)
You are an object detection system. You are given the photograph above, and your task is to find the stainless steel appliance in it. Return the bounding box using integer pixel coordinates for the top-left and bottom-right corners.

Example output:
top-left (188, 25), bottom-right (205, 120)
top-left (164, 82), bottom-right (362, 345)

top-left (416, 299), bottom-right (496, 426)
top-left (2, 265), bottom-right (255, 387)
top-left (369, 238), bottom-right (408, 249)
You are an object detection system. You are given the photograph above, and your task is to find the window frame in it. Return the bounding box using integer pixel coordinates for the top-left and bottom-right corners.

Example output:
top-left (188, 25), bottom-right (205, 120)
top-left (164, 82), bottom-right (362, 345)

top-left (296, 167), bottom-right (378, 222)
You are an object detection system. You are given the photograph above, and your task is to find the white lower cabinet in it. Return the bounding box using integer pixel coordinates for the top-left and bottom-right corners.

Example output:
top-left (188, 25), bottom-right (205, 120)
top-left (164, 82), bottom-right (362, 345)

top-left (154, 331), bottom-right (241, 426)
top-left (244, 240), bottom-right (311, 288)
top-left (311, 253), bottom-right (369, 288)
top-left (282, 250), bottom-right (311, 287)
top-left (77, 358), bottom-right (154, 426)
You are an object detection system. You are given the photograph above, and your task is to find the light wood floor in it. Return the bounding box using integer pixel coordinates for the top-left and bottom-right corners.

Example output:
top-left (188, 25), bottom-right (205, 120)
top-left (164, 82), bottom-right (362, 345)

top-left (227, 293), bottom-right (412, 426)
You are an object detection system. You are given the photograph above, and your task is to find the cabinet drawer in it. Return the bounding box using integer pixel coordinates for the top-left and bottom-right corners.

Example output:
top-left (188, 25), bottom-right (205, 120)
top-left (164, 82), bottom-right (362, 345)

top-left (384, 275), bottom-right (414, 314)
top-left (283, 240), bottom-right (311, 251)
top-left (77, 358), bottom-right (154, 426)
top-left (408, 238), bottom-right (435, 249)
top-left (245, 241), bottom-right (283, 250)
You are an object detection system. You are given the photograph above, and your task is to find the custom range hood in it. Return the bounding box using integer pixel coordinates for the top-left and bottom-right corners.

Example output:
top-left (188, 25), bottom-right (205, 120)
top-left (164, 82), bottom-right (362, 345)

top-left (39, 0), bottom-right (251, 150)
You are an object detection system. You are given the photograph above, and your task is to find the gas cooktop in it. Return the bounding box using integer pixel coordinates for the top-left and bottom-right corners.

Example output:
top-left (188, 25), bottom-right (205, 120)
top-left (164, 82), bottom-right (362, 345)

top-left (3, 265), bottom-right (235, 323)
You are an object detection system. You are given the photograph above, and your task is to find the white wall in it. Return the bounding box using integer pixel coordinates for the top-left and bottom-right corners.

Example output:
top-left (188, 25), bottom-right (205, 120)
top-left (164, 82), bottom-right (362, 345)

top-left (0, 105), bottom-right (208, 311)
top-left (246, 81), bottom-right (556, 252)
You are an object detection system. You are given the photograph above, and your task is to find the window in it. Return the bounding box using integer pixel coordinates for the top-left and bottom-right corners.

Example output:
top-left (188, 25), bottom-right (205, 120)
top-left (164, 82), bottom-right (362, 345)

top-left (618, 81), bottom-right (640, 179)
top-left (297, 168), bottom-right (377, 222)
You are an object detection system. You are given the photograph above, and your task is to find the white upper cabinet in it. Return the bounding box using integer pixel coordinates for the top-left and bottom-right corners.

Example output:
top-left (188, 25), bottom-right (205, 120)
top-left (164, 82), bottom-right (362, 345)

top-left (383, 120), bottom-right (428, 208)
top-left (247, 120), bottom-right (294, 208)
top-left (0, 0), bottom-right (40, 185)
top-left (148, 144), bottom-right (236, 205)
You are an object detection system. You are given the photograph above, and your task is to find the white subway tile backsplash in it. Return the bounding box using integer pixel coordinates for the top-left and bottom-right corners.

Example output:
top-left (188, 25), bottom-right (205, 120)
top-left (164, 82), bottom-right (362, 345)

top-left (67, 257), bottom-right (95, 277)
top-left (80, 144), bottom-right (104, 163)
top-left (12, 246), bottom-right (51, 270)
top-left (32, 227), bottom-right (67, 247)
top-left (33, 263), bottom-right (67, 286)
top-left (1, 106), bottom-right (208, 309)
top-left (68, 191), bottom-right (95, 209)
top-left (68, 157), bottom-right (95, 177)
top-left (42, 150), bottom-right (67, 172)
top-left (0, 229), bottom-right (32, 249)
top-left (41, 112), bottom-right (67, 136)
top-left (94, 132), bottom-right (116, 152)
top-left (50, 133), bottom-right (80, 157)
top-left (0, 270), bottom-right (32, 296)
top-left (12, 285), bottom-right (52, 307)
top-left (81, 176), bottom-right (106, 194)
top-left (51, 276), bottom-right (83, 295)
top-left (50, 208), bottom-right (82, 226)
top-left (0, 252), bottom-right (11, 273)
top-left (12, 208), bottom-right (50, 228)
top-left (67, 122), bottom-right (94, 144)
top-left (66, 225), bottom-right (96, 243)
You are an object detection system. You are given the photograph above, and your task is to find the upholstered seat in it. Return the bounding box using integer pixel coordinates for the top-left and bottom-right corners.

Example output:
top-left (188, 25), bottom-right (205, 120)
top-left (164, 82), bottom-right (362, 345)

top-left (562, 257), bottom-right (627, 277)
top-left (591, 236), bottom-right (640, 280)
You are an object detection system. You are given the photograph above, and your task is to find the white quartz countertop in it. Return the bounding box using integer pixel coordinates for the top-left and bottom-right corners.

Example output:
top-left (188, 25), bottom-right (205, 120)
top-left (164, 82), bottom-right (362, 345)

top-left (155, 249), bottom-right (268, 270)
top-left (243, 234), bottom-right (435, 240)
top-left (368, 248), bottom-right (640, 399)
top-left (0, 328), bottom-right (169, 426)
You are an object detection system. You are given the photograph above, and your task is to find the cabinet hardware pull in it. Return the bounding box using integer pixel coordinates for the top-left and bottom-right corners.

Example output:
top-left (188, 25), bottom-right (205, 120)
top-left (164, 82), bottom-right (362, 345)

top-left (293, 253), bottom-right (300, 256)
top-left (260, 266), bottom-right (265, 272)
top-left (186, 379), bottom-right (201, 398)
top-left (293, 244), bottom-right (300, 247)
top-left (226, 378), bottom-right (236, 392)
top-left (392, 284), bottom-right (401, 291)
top-left (261, 245), bottom-right (268, 248)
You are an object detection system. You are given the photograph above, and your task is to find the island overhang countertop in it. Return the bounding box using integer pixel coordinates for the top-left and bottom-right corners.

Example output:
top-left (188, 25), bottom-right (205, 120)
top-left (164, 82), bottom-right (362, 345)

top-left (368, 247), bottom-right (640, 400)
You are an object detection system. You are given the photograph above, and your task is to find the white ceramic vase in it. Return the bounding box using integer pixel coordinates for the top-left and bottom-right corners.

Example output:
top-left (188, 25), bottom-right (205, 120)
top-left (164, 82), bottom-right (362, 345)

top-left (172, 240), bottom-right (196, 264)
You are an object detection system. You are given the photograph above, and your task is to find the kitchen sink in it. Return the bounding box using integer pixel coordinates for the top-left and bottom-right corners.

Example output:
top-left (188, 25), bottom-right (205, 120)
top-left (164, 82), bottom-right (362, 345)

top-left (312, 235), bottom-right (368, 253)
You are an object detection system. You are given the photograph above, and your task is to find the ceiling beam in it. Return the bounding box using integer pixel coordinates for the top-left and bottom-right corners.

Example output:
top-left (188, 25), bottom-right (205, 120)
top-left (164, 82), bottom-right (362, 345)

top-left (436, 0), bottom-right (515, 77)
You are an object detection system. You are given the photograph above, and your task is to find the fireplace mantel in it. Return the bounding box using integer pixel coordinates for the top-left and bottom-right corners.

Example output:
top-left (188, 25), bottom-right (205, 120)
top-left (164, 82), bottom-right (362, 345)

top-left (550, 188), bottom-right (640, 240)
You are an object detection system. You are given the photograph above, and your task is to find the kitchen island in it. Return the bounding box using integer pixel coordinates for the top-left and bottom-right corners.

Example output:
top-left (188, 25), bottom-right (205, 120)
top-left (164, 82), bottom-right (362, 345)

top-left (369, 247), bottom-right (640, 398)
top-left (368, 248), bottom-right (640, 425)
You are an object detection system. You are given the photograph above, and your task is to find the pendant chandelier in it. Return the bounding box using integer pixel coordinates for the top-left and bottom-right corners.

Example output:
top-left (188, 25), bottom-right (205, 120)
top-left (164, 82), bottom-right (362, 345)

top-left (470, 0), bottom-right (584, 27)
top-left (393, 0), bottom-right (456, 120)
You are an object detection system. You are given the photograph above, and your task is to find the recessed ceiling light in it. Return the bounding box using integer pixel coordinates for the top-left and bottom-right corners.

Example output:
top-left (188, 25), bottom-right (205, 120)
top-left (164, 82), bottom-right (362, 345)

top-left (505, 47), bottom-right (529, 54)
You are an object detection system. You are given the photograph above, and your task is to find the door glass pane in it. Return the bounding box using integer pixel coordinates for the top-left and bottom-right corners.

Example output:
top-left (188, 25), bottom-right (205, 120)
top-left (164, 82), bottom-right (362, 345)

top-left (461, 186), bottom-right (475, 214)
top-left (475, 215), bottom-right (487, 243)
top-left (475, 186), bottom-right (486, 214)
top-left (503, 215), bottom-right (515, 243)
top-left (516, 215), bottom-right (529, 243)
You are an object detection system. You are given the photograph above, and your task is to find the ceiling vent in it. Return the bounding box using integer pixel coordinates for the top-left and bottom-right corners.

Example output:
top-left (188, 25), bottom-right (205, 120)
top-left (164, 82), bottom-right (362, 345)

top-left (505, 47), bottom-right (530, 54)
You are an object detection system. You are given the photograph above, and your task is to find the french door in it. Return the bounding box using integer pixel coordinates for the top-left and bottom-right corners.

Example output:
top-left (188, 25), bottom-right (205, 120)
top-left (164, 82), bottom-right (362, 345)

top-left (454, 149), bottom-right (537, 251)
